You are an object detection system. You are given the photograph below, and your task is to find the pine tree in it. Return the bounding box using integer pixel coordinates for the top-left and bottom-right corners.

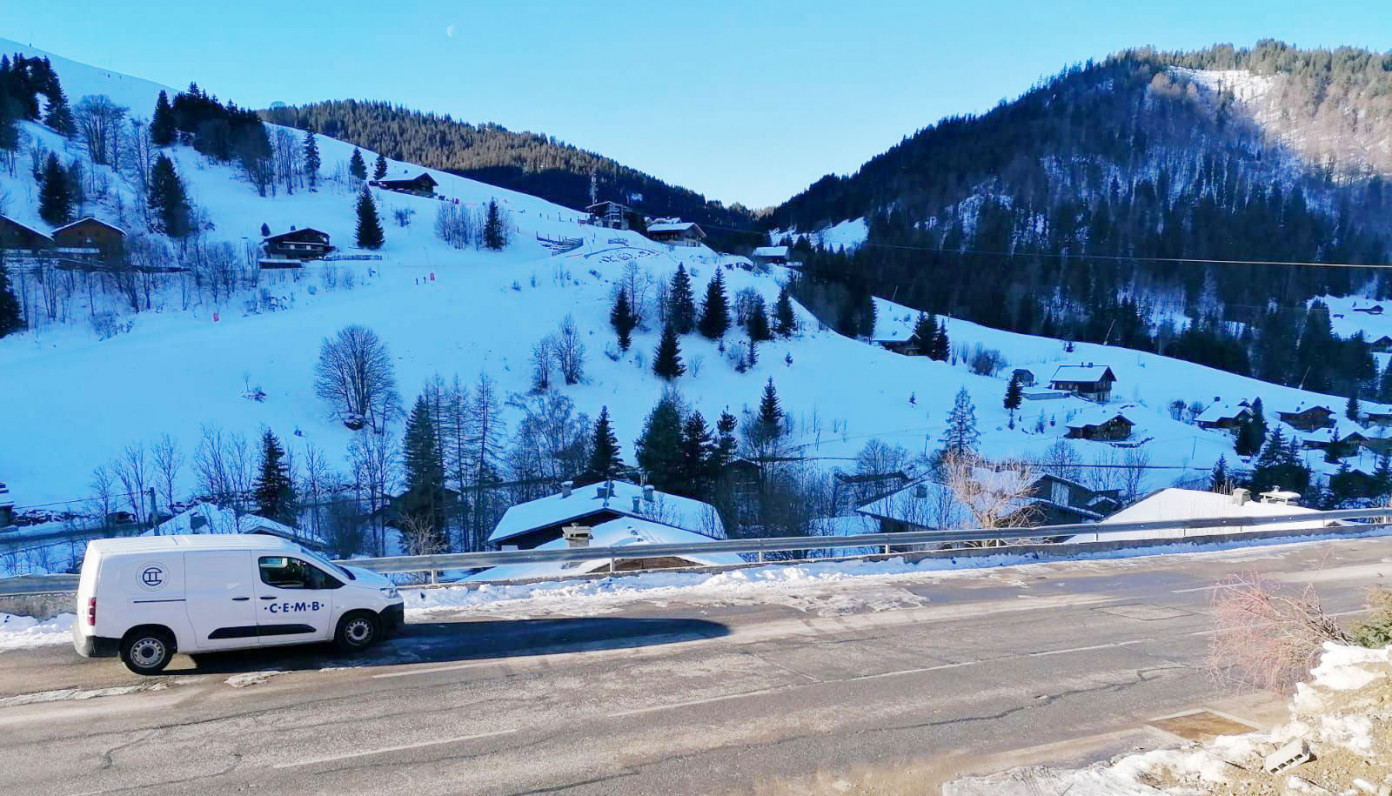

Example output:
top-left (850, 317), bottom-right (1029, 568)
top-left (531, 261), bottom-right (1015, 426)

top-left (668, 263), bottom-right (696, 334)
top-left (1003, 372), bottom-right (1023, 416)
top-left (0, 261), bottom-right (23, 338)
top-left (746, 294), bottom-right (772, 342)
top-left (38, 152), bottom-right (72, 225)
top-left (148, 153), bottom-right (190, 237)
top-left (1235, 398), bottom-right (1268, 457)
top-left (355, 187), bottom-right (384, 249)
top-left (483, 199), bottom-right (506, 250)
top-left (757, 377), bottom-right (784, 438)
top-left (773, 285), bottom-right (796, 337)
top-left (713, 410), bottom-right (738, 469)
top-left (636, 392), bottom-right (686, 493)
top-left (1347, 390), bottom-right (1362, 422)
top-left (302, 129), bottom-right (320, 191)
top-left (253, 430), bottom-right (296, 525)
top-left (43, 87), bottom-right (73, 137)
top-left (653, 322), bottom-right (685, 380)
top-left (911, 313), bottom-right (937, 354)
top-left (679, 411), bottom-right (715, 497)
top-left (1210, 456), bottom-right (1231, 492)
top-left (698, 269), bottom-right (730, 339)
top-left (1249, 426), bottom-right (1311, 498)
top-left (938, 386), bottom-right (979, 461)
top-left (928, 315), bottom-right (951, 361)
top-left (373, 152), bottom-right (388, 180)
top-left (610, 287), bottom-right (637, 351)
top-left (349, 147), bottom-right (367, 181)
top-left (585, 406), bottom-right (623, 482)
top-left (401, 395), bottom-right (448, 550)
top-left (150, 90), bottom-right (176, 146)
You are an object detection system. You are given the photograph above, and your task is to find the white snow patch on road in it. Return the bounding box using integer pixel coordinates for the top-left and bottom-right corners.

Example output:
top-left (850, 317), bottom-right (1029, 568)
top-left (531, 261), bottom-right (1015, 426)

top-left (224, 670), bottom-right (285, 688)
top-left (0, 613), bottom-right (76, 652)
top-left (0, 684), bottom-right (156, 707)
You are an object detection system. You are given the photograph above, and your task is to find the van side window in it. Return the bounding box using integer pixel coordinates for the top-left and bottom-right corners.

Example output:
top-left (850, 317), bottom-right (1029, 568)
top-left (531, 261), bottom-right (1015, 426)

top-left (258, 556), bottom-right (343, 590)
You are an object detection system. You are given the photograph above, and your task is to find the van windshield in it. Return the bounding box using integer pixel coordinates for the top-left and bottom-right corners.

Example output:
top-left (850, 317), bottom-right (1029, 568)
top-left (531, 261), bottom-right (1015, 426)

top-left (297, 547), bottom-right (355, 581)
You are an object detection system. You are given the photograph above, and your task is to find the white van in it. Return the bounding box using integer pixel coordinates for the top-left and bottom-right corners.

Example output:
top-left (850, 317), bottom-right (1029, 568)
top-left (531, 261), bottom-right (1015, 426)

top-left (72, 535), bottom-right (405, 674)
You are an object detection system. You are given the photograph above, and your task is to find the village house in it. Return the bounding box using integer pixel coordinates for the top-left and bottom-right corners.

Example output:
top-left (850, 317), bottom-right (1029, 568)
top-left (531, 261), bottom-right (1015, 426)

top-left (585, 201), bottom-right (639, 230)
top-left (146, 502), bottom-right (327, 551)
top-left (1060, 487), bottom-right (1339, 544)
top-left (831, 470), bottom-right (911, 515)
top-left (646, 221), bottom-right (706, 247)
top-left (1361, 408), bottom-right (1392, 428)
top-left (1353, 304), bottom-right (1385, 316)
top-left (752, 245), bottom-right (790, 266)
top-left (487, 480), bottom-right (725, 550)
top-left (1369, 335), bottom-right (1392, 354)
top-left (1065, 409), bottom-right (1135, 441)
top-left (1297, 421), bottom-right (1368, 460)
top-left (467, 517), bottom-right (744, 581)
top-left (1011, 368), bottom-right (1037, 387)
top-left (0, 214), bottom-right (54, 252)
top-left (1277, 404), bottom-right (1336, 432)
top-left (370, 172), bottom-right (438, 197)
top-left (51, 217), bottom-right (125, 256)
top-left (1195, 400), bottom-right (1253, 431)
top-left (262, 227), bottom-right (334, 261)
top-left (855, 470), bottom-right (1111, 535)
top-left (1048, 364), bottom-right (1117, 402)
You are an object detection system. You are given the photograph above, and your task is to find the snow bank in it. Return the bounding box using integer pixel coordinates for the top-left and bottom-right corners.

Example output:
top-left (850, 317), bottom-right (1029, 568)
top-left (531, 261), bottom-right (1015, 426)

top-left (0, 613), bottom-right (76, 652)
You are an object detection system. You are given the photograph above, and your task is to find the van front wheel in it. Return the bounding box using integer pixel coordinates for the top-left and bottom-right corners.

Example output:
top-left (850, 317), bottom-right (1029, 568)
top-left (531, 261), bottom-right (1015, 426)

top-left (120, 628), bottom-right (174, 675)
top-left (334, 612), bottom-right (380, 653)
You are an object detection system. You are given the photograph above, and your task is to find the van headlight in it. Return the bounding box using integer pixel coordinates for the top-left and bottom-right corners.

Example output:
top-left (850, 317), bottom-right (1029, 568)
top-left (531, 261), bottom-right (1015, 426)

top-left (380, 586), bottom-right (400, 600)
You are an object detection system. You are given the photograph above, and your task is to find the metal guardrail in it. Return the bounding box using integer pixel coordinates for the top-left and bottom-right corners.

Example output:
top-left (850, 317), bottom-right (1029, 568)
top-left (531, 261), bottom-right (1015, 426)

top-left (1, 506), bottom-right (1389, 598)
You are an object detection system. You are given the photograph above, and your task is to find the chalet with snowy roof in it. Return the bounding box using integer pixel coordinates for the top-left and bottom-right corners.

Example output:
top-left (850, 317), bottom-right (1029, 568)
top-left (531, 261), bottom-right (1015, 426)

top-left (263, 227), bottom-right (333, 260)
top-left (52, 217), bottom-right (125, 255)
top-left (1297, 422), bottom-right (1368, 460)
top-left (646, 221), bottom-right (706, 247)
top-left (856, 469), bottom-right (1108, 534)
top-left (752, 246), bottom-right (790, 265)
top-left (488, 480), bottom-right (725, 550)
top-left (1059, 487), bottom-right (1339, 544)
top-left (1048, 365), bottom-right (1116, 402)
top-left (1362, 408), bottom-right (1392, 428)
top-left (832, 470), bottom-right (911, 514)
top-left (146, 503), bottom-right (326, 550)
top-left (1195, 401), bottom-right (1253, 431)
top-left (1277, 404), bottom-right (1336, 432)
top-left (370, 172), bottom-right (438, 196)
top-left (1353, 304), bottom-right (1385, 315)
top-left (585, 201), bottom-right (639, 230)
top-left (1065, 409), bottom-right (1134, 441)
top-left (1370, 335), bottom-right (1392, 354)
top-left (0, 214), bottom-right (53, 251)
top-left (1011, 368), bottom-right (1037, 387)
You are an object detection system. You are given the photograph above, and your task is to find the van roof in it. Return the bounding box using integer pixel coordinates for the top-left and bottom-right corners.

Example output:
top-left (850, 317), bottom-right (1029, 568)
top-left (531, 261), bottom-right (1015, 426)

top-left (87, 534), bottom-right (303, 556)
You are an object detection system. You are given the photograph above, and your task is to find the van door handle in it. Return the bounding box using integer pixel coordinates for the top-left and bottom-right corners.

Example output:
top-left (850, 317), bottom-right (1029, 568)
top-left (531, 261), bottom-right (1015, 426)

top-left (260, 596), bottom-right (277, 600)
top-left (232, 597), bottom-right (250, 601)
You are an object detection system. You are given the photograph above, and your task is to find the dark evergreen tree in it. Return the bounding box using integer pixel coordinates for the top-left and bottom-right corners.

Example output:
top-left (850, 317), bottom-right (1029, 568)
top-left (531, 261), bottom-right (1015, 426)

top-left (1210, 456), bottom-right (1231, 492)
top-left (773, 285), bottom-right (796, 337)
top-left (253, 430), bottom-right (296, 525)
top-left (636, 392), bottom-right (686, 493)
top-left (43, 86), bottom-right (73, 137)
top-left (1003, 372), bottom-right (1023, 416)
top-left (355, 187), bottom-right (384, 249)
top-left (911, 313), bottom-right (938, 354)
top-left (0, 261), bottom-right (23, 338)
top-left (746, 294), bottom-right (772, 342)
top-left (1248, 427), bottom-right (1311, 498)
top-left (302, 129), bottom-right (320, 191)
top-left (37, 152), bottom-right (71, 225)
top-left (483, 199), bottom-right (506, 250)
top-left (928, 315), bottom-right (951, 361)
top-left (668, 263), bottom-right (696, 334)
top-left (698, 269), bottom-right (731, 339)
top-left (757, 378), bottom-right (784, 438)
top-left (401, 395), bottom-right (448, 551)
top-left (148, 153), bottom-right (191, 237)
top-left (713, 410), bottom-right (738, 469)
top-left (373, 151), bottom-right (388, 180)
top-left (1380, 359), bottom-right (1392, 405)
top-left (1347, 390), bottom-right (1361, 422)
top-left (938, 386), bottom-right (980, 461)
top-left (653, 322), bottom-right (685, 380)
top-left (150, 90), bottom-right (176, 146)
top-left (679, 411), bottom-right (715, 497)
top-left (585, 406), bottom-right (623, 482)
top-left (260, 222), bottom-right (271, 237)
top-left (609, 287), bottom-right (637, 351)
top-left (348, 147), bottom-right (367, 180)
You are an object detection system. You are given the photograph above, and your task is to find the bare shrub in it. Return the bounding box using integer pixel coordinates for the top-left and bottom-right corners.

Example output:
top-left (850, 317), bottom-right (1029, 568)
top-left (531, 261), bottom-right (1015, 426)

top-left (1207, 571), bottom-right (1349, 693)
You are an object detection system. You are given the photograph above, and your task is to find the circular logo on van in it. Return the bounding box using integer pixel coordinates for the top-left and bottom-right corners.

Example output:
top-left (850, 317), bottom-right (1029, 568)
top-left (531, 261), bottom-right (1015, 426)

top-left (138, 563), bottom-right (166, 591)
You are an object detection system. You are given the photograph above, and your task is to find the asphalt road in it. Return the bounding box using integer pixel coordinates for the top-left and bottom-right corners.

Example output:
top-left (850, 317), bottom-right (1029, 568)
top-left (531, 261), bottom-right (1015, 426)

top-left (2, 537), bottom-right (1391, 796)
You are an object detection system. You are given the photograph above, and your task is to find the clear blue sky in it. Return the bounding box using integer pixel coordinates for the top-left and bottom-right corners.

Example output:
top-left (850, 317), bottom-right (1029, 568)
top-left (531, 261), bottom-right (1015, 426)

top-left (2, 0), bottom-right (1390, 208)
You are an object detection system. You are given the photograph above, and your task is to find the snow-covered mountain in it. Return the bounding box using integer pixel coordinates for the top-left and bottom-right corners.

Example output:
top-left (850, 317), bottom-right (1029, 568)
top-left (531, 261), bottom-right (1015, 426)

top-left (0, 40), bottom-right (1386, 522)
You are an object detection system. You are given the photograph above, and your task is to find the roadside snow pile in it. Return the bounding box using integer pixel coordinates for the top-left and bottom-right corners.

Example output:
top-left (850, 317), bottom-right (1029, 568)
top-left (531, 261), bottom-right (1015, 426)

top-left (945, 642), bottom-right (1392, 796)
top-left (0, 613), bottom-right (75, 652)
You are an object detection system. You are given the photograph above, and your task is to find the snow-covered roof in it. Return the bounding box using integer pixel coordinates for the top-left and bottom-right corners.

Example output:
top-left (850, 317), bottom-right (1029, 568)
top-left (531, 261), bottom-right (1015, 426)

top-left (52, 216), bottom-right (125, 236)
top-left (469, 517), bottom-right (743, 581)
top-left (145, 503), bottom-right (325, 547)
top-left (1278, 403), bottom-right (1335, 417)
top-left (857, 468), bottom-right (1037, 530)
top-left (1050, 364), bottom-right (1116, 384)
top-left (1062, 488), bottom-right (1336, 543)
top-left (647, 222), bottom-right (701, 234)
top-left (753, 246), bottom-right (789, 257)
top-left (1196, 401), bottom-right (1252, 424)
top-left (1065, 406), bottom-right (1134, 430)
top-left (488, 481), bottom-right (724, 544)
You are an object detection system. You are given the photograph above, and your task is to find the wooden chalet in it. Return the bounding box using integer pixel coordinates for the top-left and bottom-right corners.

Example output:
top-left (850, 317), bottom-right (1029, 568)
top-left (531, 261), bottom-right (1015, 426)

top-left (646, 221), bottom-right (706, 247)
top-left (370, 172), bottom-right (438, 196)
top-left (263, 227), bottom-right (333, 260)
top-left (1353, 304), bottom-right (1385, 315)
top-left (52, 217), bottom-right (125, 255)
top-left (0, 215), bottom-right (54, 251)
top-left (1277, 405), bottom-right (1336, 432)
top-left (1361, 409), bottom-right (1392, 428)
top-left (1195, 401), bottom-right (1253, 431)
top-left (585, 201), bottom-right (638, 230)
top-left (752, 246), bottom-right (790, 266)
top-left (1065, 411), bottom-right (1134, 441)
top-left (1011, 368), bottom-right (1036, 387)
top-left (1370, 335), bottom-right (1392, 354)
top-left (1048, 364), bottom-right (1116, 402)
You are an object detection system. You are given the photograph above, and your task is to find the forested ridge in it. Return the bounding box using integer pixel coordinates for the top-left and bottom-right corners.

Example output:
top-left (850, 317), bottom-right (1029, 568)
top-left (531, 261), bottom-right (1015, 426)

top-left (771, 41), bottom-right (1392, 401)
top-left (260, 100), bottom-right (757, 243)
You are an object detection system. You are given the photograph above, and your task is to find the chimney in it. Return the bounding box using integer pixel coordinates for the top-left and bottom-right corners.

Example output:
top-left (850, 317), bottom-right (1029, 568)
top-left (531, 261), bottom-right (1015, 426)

top-left (1231, 487), bottom-right (1249, 506)
top-left (643, 484), bottom-right (655, 503)
top-left (561, 480), bottom-right (573, 498)
top-left (596, 484), bottom-right (608, 499)
top-left (562, 524), bottom-right (591, 548)
top-left (632, 496), bottom-right (642, 512)
top-left (913, 484), bottom-right (928, 499)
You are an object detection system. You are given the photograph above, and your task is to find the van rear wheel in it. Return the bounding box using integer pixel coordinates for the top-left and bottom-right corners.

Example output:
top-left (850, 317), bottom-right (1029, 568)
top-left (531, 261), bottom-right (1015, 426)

top-left (120, 628), bottom-right (174, 675)
top-left (334, 612), bottom-right (380, 653)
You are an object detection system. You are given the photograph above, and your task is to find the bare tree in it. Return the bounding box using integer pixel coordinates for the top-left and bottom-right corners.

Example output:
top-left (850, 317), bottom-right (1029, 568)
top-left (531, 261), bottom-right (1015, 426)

top-left (90, 464), bottom-right (117, 532)
top-left (73, 95), bottom-right (128, 167)
top-left (1036, 439), bottom-right (1082, 483)
top-left (555, 315), bottom-right (585, 385)
top-left (112, 443), bottom-right (151, 523)
top-left (434, 204), bottom-right (473, 249)
top-left (940, 455), bottom-right (1038, 539)
top-left (314, 324), bottom-right (400, 432)
top-left (1207, 571), bottom-right (1349, 693)
top-left (855, 439), bottom-right (910, 477)
top-left (349, 430), bottom-right (396, 556)
top-left (531, 334), bottom-right (556, 392)
top-left (151, 433), bottom-right (184, 516)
